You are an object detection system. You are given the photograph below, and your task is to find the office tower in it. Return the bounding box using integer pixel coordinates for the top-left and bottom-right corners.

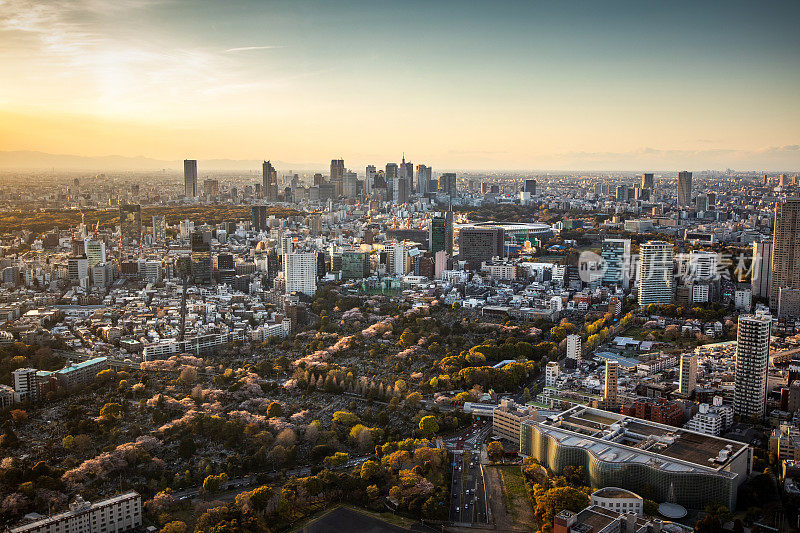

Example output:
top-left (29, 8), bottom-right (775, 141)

top-left (641, 173), bottom-right (655, 190)
top-left (119, 203), bottom-right (142, 244)
top-left (285, 252), bottom-right (317, 296)
top-left (601, 238), bottom-right (631, 290)
top-left (400, 155), bottom-right (413, 193)
top-left (203, 179), bottom-right (219, 197)
top-left (251, 205), bottom-right (268, 231)
top-left (365, 165), bottom-right (376, 194)
top-left (263, 160), bottom-right (278, 200)
top-left (524, 179), bottom-right (537, 195)
top-left (84, 240), bottom-right (106, 267)
top-left (770, 198), bottom-right (800, 309)
top-left (459, 227), bottom-right (504, 266)
top-left (696, 193), bottom-right (708, 212)
top-left (396, 175), bottom-right (409, 203)
top-left (677, 171), bottom-right (692, 207)
top-left (615, 185), bottom-right (629, 202)
top-left (143, 260), bottom-right (162, 283)
top-left (385, 163), bottom-right (398, 201)
top-left (679, 354), bottom-right (697, 397)
top-left (67, 256), bottom-right (88, 281)
top-left (604, 361), bottom-right (619, 408)
top-left (152, 215), bottom-right (166, 243)
top-left (638, 241), bottom-right (674, 306)
top-left (417, 165), bottom-right (432, 195)
top-left (734, 315), bottom-right (771, 418)
top-left (184, 159), bottom-right (198, 197)
top-left (343, 170), bottom-right (358, 198)
top-left (330, 159), bottom-right (345, 197)
top-left (438, 173), bottom-right (457, 197)
top-left (341, 251), bottom-right (370, 279)
top-left (385, 243), bottom-right (408, 275)
top-left (190, 231), bottom-right (212, 284)
top-left (566, 334), bottom-right (582, 362)
top-left (429, 212), bottom-right (453, 256)
top-left (751, 241), bottom-right (772, 299)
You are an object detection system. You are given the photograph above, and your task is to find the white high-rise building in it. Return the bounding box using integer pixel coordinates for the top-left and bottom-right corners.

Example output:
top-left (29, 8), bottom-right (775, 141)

top-left (638, 241), bottom-right (674, 306)
top-left (734, 314), bottom-right (771, 419)
top-left (678, 354), bottom-right (697, 396)
top-left (566, 334), bottom-right (582, 361)
top-left (284, 252), bottom-right (317, 296)
top-left (386, 243), bottom-right (408, 275)
top-left (601, 238), bottom-right (631, 290)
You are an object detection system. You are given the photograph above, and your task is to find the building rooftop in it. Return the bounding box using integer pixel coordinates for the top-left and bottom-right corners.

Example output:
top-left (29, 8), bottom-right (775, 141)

top-left (527, 405), bottom-right (750, 477)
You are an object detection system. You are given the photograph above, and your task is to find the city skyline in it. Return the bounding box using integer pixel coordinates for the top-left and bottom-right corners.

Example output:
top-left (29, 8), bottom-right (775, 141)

top-left (1, 1), bottom-right (799, 171)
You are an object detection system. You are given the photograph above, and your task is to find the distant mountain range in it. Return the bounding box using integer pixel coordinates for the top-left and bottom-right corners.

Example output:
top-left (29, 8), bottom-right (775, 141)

top-left (0, 151), bottom-right (327, 172)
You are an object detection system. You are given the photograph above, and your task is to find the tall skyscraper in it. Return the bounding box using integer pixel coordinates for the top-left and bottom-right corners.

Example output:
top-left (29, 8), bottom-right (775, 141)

top-left (524, 179), bottom-right (537, 195)
top-left (119, 204), bottom-right (142, 245)
top-left (331, 159), bottom-right (345, 197)
top-left (677, 170), bottom-right (692, 207)
top-left (601, 238), bottom-right (631, 291)
top-left (734, 315), bottom-right (771, 419)
top-left (343, 171), bottom-right (358, 198)
top-left (416, 165), bottom-right (432, 195)
top-left (263, 160), bottom-right (278, 200)
top-left (152, 215), bottom-right (166, 243)
top-left (365, 165), bottom-right (376, 194)
top-left (638, 241), bottom-right (674, 306)
top-left (399, 155), bottom-right (413, 195)
top-left (679, 354), bottom-right (697, 397)
top-left (429, 212), bottom-right (453, 256)
top-left (438, 173), bottom-right (457, 197)
top-left (285, 252), bottom-right (317, 296)
top-left (385, 163), bottom-right (398, 202)
top-left (641, 172), bottom-right (655, 190)
top-left (750, 241), bottom-right (772, 298)
top-left (770, 198), bottom-right (800, 309)
top-left (184, 159), bottom-right (197, 197)
top-left (604, 360), bottom-right (619, 408)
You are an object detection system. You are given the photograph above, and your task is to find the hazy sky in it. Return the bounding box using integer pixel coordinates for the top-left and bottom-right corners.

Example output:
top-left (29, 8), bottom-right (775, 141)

top-left (1, 0), bottom-right (799, 170)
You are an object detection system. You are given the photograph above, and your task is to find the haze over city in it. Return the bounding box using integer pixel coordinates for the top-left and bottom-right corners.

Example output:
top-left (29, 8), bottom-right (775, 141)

top-left (1, 0), bottom-right (799, 170)
top-left (2, 2), bottom-right (800, 533)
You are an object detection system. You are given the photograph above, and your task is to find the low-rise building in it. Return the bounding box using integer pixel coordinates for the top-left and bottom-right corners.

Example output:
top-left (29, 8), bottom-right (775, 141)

top-left (590, 487), bottom-right (644, 517)
top-left (492, 399), bottom-right (537, 444)
top-left (9, 491), bottom-right (141, 533)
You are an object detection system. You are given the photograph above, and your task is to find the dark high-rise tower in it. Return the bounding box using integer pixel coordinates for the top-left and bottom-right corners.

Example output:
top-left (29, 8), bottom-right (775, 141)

top-left (770, 198), bottom-right (800, 309)
top-left (429, 211), bottom-right (453, 256)
top-left (330, 159), bottom-right (345, 197)
top-left (263, 160), bottom-right (278, 200)
top-left (641, 172), bottom-right (655, 190)
top-left (677, 171), bottom-right (692, 207)
top-left (184, 159), bottom-right (197, 197)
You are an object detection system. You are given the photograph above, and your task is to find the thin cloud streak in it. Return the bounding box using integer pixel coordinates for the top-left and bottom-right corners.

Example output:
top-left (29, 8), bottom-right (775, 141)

top-left (225, 45), bottom-right (285, 52)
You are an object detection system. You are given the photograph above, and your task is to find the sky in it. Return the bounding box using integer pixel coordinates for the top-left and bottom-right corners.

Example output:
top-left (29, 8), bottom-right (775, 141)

top-left (0, 0), bottom-right (799, 171)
